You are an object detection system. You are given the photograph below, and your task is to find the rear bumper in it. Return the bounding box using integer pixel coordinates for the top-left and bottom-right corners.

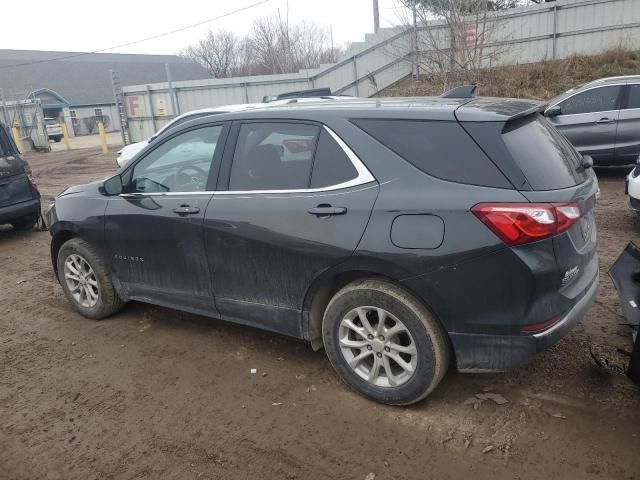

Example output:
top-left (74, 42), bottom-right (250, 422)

top-left (0, 198), bottom-right (41, 224)
top-left (451, 273), bottom-right (599, 372)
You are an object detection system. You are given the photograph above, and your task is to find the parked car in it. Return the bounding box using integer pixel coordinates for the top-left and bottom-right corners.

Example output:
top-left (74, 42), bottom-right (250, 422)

top-left (544, 75), bottom-right (640, 166)
top-left (45, 118), bottom-right (63, 143)
top-left (48, 95), bottom-right (599, 405)
top-left (626, 158), bottom-right (640, 217)
top-left (0, 122), bottom-right (41, 230)
top-left (116, 96), bottom-right (350, 167)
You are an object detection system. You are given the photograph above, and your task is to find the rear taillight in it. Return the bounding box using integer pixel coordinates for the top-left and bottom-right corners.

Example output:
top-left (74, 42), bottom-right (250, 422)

top-left (521, 315), bottom-right (561, 334)
top-left (471, 202), bottom-right (581, 246)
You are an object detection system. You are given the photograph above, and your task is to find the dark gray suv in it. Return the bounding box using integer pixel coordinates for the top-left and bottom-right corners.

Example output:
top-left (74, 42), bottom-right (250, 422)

top-left (47, 97), bottom-right (599, 405)
top-left (545, 75), bottom-right (640, 166)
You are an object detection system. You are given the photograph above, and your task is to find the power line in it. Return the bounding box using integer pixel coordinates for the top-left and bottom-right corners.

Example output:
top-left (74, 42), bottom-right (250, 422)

top-left (0, 0), bottom-right (270, 70)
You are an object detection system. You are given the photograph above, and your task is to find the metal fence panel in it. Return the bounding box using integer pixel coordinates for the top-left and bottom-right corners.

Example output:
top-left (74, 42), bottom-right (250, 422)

top-left (122, 0), bottom-right (640, 143)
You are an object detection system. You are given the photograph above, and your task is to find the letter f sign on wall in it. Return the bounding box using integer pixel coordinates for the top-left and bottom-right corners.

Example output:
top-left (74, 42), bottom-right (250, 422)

top-left (128, 96), bottom-right (140, 117)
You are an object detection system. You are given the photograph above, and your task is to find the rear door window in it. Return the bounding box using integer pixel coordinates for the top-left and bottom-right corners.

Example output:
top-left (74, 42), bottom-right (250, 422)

top-left (229, 122), bottom-right (320, 191)
top-left (558, 85), bottom-right (622, 115)
top-left (502, 116), bottom-right (587, 190)
top-left (351, 119), bottom-right (510, 188)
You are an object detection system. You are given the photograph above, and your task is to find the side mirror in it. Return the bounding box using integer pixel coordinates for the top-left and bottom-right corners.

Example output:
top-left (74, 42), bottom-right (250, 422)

top-left (101, 174), bottom-right (123, 196)
top-left (545, 105), bottom-right (562, 118)
top-left (581, 155), bottom-right (594, 170)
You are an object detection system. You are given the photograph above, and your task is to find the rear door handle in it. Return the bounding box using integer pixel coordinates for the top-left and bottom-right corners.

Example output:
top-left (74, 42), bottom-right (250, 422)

top-left (307, 204), bottom-right (347, 217)
top-left (173, 205), bottom-right (200, 215)
top-left (596, 117), bottom-right (615, 125)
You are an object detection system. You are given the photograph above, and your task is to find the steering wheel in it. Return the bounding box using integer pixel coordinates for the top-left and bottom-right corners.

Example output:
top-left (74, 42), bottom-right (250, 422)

top-left (174, 165), bottom-right (207, 191)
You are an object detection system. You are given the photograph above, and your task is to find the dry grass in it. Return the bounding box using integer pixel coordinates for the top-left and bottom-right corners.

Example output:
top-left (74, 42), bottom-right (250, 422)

top-left (378, 48), bottom-right (640, 101)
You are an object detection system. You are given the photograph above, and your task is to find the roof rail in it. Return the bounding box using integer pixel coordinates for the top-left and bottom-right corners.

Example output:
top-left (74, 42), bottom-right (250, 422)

top-left (263, 88), bottom-right (333, 103)
top-left (440, 84), bottom-right (477, 99)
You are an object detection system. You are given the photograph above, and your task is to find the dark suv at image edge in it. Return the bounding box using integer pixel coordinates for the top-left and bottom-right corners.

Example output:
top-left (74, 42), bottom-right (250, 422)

top-left (47, 97), bottom-right (599, 405)
top-left (0, 122), bottom-right (41, 230)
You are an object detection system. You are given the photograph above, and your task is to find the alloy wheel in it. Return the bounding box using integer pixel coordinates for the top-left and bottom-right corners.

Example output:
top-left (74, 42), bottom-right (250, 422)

top-left (63, 254), bottom-right (99, 308)
top-left (338, 306), bottom-right (418, 388)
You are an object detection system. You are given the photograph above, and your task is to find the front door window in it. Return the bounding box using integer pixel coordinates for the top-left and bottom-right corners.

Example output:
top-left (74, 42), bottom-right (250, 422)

top-left (131, 126), bottom-right (223, 193)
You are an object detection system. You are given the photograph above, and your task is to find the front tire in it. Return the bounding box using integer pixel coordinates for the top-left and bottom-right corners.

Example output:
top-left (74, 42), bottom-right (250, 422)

top-left (322, 279), bottom-right (450, 405)
top-left (56, 238), bottom-right (124, 319)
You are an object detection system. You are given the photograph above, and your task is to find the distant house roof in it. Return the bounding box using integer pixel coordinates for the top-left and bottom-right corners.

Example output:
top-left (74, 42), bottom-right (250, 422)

top-left (0, 50), bottom-right (208, 105)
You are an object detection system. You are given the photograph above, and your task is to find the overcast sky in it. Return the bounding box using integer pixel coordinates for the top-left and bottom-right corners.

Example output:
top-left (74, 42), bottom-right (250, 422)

top-left (0, 0), bottom-right (405, 55)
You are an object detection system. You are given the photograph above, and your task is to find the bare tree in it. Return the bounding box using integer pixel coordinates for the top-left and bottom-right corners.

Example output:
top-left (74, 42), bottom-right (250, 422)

top-left (394, 0), bottom-right (519, 90)
top-left (82, 117), bottom-right (97, 135)
top-left (182, 15), bottom-right (343, 78)
top-left (182, 30), bottom-right (238, 78)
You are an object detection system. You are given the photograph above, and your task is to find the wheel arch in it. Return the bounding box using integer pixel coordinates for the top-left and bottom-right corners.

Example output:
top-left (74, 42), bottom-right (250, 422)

top-left (50, 227), bottom-right (80, 277)
top-left (301, 258), bottom-right (445, 350)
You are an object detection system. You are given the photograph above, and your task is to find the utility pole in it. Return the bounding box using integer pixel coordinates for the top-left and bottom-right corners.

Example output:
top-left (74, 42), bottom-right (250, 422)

top-left (413, 3), bottom-right (419, 78)
top-left (373, 0), bottom-right (380, 33)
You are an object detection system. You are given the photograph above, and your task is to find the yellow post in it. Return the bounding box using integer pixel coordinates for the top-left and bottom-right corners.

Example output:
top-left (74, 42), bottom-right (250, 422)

top-left (98, 121), bottom-right (108, 154)
top-left (11, 126), bottom-right (24, 154)
top-left (60, 122), bottom-right (71, 150)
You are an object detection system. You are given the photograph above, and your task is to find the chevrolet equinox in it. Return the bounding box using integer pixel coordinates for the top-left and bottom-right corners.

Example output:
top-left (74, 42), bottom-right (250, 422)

top-left (47, 96), bottom-right (599, 405)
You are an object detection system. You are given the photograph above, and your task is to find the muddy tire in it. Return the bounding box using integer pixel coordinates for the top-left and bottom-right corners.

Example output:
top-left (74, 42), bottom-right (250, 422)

top-left (56, 238), bottom-right (124, 319)
top-left (322, 279), bottom-right (450, 405)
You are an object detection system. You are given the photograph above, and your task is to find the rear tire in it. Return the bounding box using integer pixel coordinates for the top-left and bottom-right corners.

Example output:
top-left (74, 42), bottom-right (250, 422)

top-left (56, 238), bottom-right (124, 319)
top-left (322, 279), bottom-right (450, 405)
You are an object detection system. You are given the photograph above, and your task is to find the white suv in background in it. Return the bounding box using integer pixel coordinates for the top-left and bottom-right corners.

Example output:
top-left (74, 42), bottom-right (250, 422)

top-left (627, 158), bottom-right (640, 218)
top-left (116, 96), bottom-right (350, 167)
top-left (116, 104), bottom-right (266, 167)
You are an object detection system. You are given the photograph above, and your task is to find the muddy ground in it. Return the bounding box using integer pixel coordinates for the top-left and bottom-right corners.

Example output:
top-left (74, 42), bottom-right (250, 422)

top-left (1, 146), bottom-right (639, 480)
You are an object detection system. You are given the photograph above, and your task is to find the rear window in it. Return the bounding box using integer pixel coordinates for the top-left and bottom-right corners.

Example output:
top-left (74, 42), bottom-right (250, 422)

top-left (351, 119), bottom-right (510, 188)
top-left (502, 116), bottom-right (587, 190)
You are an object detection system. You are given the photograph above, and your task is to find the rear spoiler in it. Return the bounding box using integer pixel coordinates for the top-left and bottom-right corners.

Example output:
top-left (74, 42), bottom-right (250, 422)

top-left (454, 97), bottom-right (546, 123)
top-left (508, 103), bottom-right (547, 122)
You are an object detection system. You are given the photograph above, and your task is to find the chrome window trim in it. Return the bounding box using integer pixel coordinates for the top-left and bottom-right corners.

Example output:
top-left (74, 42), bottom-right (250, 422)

top-left (547, 83), bottom-right (626, 116)
top-left (120, 125), bottom-right (376, 197)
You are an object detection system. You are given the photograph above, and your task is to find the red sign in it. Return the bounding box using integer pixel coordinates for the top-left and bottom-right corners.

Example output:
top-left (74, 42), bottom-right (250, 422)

top-left (127, 96), bottom-right (140, 117)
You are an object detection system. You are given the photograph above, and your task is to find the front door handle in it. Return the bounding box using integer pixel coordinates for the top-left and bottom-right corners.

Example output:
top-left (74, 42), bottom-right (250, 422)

top-left (173, 205), bottom-right (200, 215)
top-left (308, 204), bottom-right (347, 217)
top-left (596, 117), bottom-right (615, 125)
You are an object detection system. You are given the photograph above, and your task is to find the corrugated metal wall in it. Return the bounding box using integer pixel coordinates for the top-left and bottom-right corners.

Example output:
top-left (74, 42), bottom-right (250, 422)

top-left (122, 0), bottom-right (640, 143)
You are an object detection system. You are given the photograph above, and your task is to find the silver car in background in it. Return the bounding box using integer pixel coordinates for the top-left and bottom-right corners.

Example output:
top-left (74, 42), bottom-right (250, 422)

top-left (544, 75), bottom-right (640, 166)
